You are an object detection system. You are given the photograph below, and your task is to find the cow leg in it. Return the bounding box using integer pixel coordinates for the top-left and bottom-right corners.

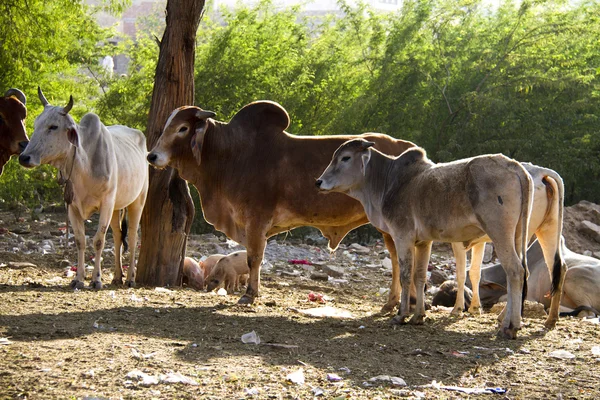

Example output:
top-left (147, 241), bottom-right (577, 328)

top-left (391, 239), bottom-right (415, 325)
top-left (381, 232), bottom-right (400, 314)
top-left (90, 206), bottom-right (113, 289)
top-left (467, 242), bottom-right (486, 314)
top-left (451, 242), bottom-right (467, 315)
top-left (535, 228), bottom-right (565, 330)
top-left (109, 210), bottom-right (123, 286)
top-left (410, 241), bottom-right (432, 324)
top-left (124, 202), bottom-right (144, 288)
top-left (238, 230), bottom-right (267, 305)
top-left (494, 239), bottom-right (525, 339)
top-left (69, 209), bottom-right (86, 290)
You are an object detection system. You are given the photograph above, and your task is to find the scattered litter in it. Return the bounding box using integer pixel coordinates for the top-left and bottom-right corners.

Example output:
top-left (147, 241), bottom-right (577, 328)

top-left (291, 306), bottom-right (354, 319)
top-left (244, 387), bottom-right (259, 396)
top-left (327, 373), bottom-right (342, 382)
top-left (130, 293), bottom-right (143, 302)
top-left (581, 317), bottom-right (600, 325)
top-left (327, 277), bottom-right (349, 285)
top-left (125, 370), bottom-right (198, 386)
top-left (131, 348), bottom-right (157, 360)
top-left (108, 290), bottom-right (116, 299)
top-left (0, 338), bottom-right (12, 345)
top-left (308, 292), bottom-right (325, 303)
top-left (262, 343), bottom-right (299, 349)
top-left (548, 350), bottom-right (576, 359)
top-left (592, 346), bottom-right (600, 356)
top-left (159, 372), bottom-right (198, 385)
top-left (286, 368), bottom-right (305, 385)
top-left (382, 257), bottom-right (392, 270)
top-left (241, 331), bottom-right (261, 345)
top-left (288, 259), bottom-right (312, 265)
top-left (377, 287), bottom-right (390, 296)
top-left (339, 367), bottom-right (351, 373)
top-left (216, 288), bottom-right (227, 296)
top-left (126, 370), bottom-right (159, 386)
top-left (155, 287), bottom-right (173, 293)
top-left (311, 386), bottom-right (325, 396)
top-left (426, 380), bottom-right (507, 394)
top-left (365, 375), bottom-right (407, 387)
top-left (349, 243), bottom-right (370, 254)
top-left (358, 325), bottom-right (365, 329)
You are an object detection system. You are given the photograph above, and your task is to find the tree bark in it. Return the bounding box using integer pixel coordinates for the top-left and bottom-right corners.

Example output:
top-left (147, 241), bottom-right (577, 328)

top-left (136, 0), bottom-right (205, 286)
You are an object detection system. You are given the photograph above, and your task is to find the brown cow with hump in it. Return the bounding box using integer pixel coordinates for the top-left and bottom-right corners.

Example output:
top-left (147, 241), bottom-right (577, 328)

top-left (147, 101), bottom-right (414, 310)
top-left (0, 88), bottom-right (29, 175)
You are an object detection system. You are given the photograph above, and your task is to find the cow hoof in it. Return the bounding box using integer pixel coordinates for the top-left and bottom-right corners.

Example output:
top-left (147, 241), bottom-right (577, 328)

top-left (390, 315), bottom-right (409, 325)
top-left (380, 302), bottom-right (398, 315)
top-left (125, 280), bottom-right (136, 288)
top-left (238, 294), bottom-right (255, 305)
top-left (468, 306), bottom-right (482, 315)
top-left (90, 280), bottom-right (103, 290)
top-left (499, 326), bottom-right (518, 340)
top-left (543, 318), bottom-right (558, 330)
top-left (70, 280), bottom-right (84, 290)
top-left (111, 278), bottom-right (123, 286)
top-left (409, 314), bottom-right (425, 325)
top-left (450, 307), bottom-right (463, 316)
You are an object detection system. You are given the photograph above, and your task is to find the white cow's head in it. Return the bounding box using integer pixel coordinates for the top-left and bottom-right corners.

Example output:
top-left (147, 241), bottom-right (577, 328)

top-left (147, 106), bottom-right (215, 170)
top-left (19, 87), bottom-right (77, 168)
top-left (316, 139), bottom-right (375, 193)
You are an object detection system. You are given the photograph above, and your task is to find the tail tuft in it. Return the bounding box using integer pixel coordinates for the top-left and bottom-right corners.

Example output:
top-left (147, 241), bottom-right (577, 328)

top-left (550, 252), bottom-right (563, 295)
top-left (122, 213), bottom-right (129, 253)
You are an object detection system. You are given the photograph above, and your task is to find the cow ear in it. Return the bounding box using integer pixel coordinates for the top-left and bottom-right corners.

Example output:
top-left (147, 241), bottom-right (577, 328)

top-left (67, 128), bottom-right (79, 147)
top-left (361, 150), bottom-right (371, 176)
top-left (190, 118), bottom-right (209, 165)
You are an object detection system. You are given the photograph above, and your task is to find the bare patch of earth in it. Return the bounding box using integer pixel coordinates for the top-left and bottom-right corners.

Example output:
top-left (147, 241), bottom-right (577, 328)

top-left (0, 208), bottom-right (599, 399)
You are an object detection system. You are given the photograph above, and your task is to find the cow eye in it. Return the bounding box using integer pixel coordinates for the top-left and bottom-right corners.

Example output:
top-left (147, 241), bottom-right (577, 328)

top-left (178, 126), bottom-right (188, 133)
top-left (341, 156), bottom-right (351, 162)
top-left (49, 125), bottom-right (58, 131)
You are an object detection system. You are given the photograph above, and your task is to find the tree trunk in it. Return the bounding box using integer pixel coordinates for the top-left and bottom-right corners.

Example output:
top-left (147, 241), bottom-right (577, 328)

top-left (136, 0), bottom-right (205, 286)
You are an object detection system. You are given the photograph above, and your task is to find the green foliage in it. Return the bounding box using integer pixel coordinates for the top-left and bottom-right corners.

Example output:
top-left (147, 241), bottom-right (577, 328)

top-left (2, 0), bottom-right (600, 213)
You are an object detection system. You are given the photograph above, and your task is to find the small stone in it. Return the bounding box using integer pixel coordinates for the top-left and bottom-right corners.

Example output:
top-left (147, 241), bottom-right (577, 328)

top-left (310, 272), bottom-right (329, 281)
top-left (321, 265), bottom-right (345, 278)
top-left (429, 269), bottom-right (448, 285)
top-left (578, 220), bottom-right (600, 243)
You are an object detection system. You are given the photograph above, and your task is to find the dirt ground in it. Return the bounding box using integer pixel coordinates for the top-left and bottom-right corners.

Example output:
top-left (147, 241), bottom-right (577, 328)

top-left (1, 207), bottom-right (599, 400)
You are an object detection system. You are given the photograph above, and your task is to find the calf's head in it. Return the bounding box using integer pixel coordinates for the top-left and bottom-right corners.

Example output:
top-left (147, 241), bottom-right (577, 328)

top-left (147, 106), bottom-right (216, 169)
top-left (316, 139), bottom-right (375, 193)
top-left (0, 88), bottom-right (28, 172)
top-left (19, 87), bottom-right (76, 168)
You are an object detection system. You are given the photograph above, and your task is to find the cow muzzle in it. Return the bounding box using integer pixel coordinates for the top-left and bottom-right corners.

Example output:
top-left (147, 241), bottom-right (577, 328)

top-left (18, 153), bottom-right (38, 168)
top-left (147, 152), bottom-right (167, 169)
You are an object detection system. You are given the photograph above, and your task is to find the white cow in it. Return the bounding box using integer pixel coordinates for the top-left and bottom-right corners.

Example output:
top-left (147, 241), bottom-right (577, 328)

top-left (317, 139), bottom-right (566, 339)
top-left (19, 87), bottom-right (148, 289)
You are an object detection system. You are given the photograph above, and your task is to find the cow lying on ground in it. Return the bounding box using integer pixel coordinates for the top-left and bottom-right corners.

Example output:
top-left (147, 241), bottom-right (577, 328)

top-left (183, 257), bottom-right (205, 290)
top-left (434, 239), bottom-right (600, 317)
top-left (206, 251), bottom-right (250, 293)
top-left (146, 101), bottom-right (414, 312)
top-left (19, 88), bottom-right (149, 289)
top-left (0, 88), bottom-right (29, 174)
top-left (449, 162), bottom-right (565, 320)
top-left (316, 139), bottom-right (566, 339)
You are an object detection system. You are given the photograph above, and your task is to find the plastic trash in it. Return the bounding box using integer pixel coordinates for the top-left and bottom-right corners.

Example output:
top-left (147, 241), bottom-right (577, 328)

top-left (592, 346), bottom-right (600, 356)
top-left (366, 375), bottom-right (407, 386)
top-left (216, 288), bottom-right (227, 296)
top-left (155, 287), bottom-right (173, 293)
top-left (126, 370), bottom-right (159, 386)
top-left (428, 380), bottom-right (506, 394)
top-left (244, 387), bottom-right (259, 396)
top-left (548, 350), bottom-right (576, 359)
top-left (288, 259), bottom-right (312, 265)
top-left (293, 306), bottom-right (354, 319)
top-left (286, 368), bottom-right (305, 385)
top-left (312, 387), bottom-right (325, 396)
top-left (241, 331), bottom-right (261, 345)
top-left (308, 292), bottom-right (325, 303)
top-left (0, 338), bottom-right (13, 345)
top-left (327, 373), bottom-right (342, 382)
top-left (159, 372), bottom-right (198, 385)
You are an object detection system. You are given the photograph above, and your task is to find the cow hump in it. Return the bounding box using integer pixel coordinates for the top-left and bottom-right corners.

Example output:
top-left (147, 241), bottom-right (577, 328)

top-left (229, 101), bottom-right (290, 134)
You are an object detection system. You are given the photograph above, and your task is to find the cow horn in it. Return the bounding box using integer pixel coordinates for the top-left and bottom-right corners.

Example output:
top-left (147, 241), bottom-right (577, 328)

top-left (38, 86), bottom-right (49, 107)
top-left (62, 95), bottom-right (74, 114)
top-left (5, 88), bottom-right (26, 105)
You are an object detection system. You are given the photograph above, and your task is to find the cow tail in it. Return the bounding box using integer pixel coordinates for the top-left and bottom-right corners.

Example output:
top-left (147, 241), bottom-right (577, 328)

top-left (518, 168), bottom-right (533, 313)
top-left (543, 173), bottom-right (565, 295)
top-left (121, 209), bottom-right (129, 253)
